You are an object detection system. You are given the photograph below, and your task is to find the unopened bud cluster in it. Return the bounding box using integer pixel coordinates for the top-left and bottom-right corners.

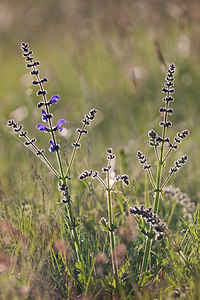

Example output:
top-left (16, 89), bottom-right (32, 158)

top-left (169, 130), bottom-right (190, 150)
top-left (159, 64), bottom-right (176, 129)
top-left (115, 174), bottom-right (130, 186)
top-left (7, 119), bottom-right (45, 156)
top-left (169, 155), bottom-right (188, 174)
top-left (162, 64), bottom-right (175, 102)
top-left (79, 170), bottom-right (97, 180)
top-left (21, 43), bottom-right (48, 98)
top-left (79, 148), bottom-right (130, 188)
top-left (58, 183), bottom-right (71, 203)
top-left (72, 109), bottom-right (97, 149)
top-left (148, 129), bottom-right (169, 147)
top-left (137, 151), bottom-right (151, 170)
top-left (129, 205), bottom-right (166, 241)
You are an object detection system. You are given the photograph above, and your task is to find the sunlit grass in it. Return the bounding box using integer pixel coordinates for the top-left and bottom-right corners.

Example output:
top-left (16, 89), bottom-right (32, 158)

top-left (0, 1), bottom-right (200, 298)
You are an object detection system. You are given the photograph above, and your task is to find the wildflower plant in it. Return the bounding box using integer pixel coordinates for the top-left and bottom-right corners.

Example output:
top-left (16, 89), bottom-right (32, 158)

top-left (79, 148), bottom-right (129, 298)
top-left (7, 43), bottom-right (97, 271)
top-left (131, 64), bottom-right (190, 275)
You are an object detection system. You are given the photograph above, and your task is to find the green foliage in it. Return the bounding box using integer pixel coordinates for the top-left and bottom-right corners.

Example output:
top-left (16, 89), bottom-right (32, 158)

top-left (1, 1), bottom-right (200, 299)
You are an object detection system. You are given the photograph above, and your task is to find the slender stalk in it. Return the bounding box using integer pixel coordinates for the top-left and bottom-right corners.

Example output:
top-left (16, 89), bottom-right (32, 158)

top-left (147, 169), bottom-right (156, 190)
top-left (65, 123), bottom-right (87, 179)
top-left (62, 176), bottom-right (85, 266)
top-left (96, 175), bottom-right (107, 189)
top-left (154, 146), bottom-right (159, 161)
top-left (141, 101), bottom-right (169, 274)
top-left (106, 170), bottom-right (126, 300)
top-left (162, 147), bottom-right (173, 163)
top-left (161, 172), bottom-right (173, 189)
top-left (36, 153), bottom-right (60, 178)
top-left (106, 173), bottom-right (118, 277)
top-left (65, 199), bottom-right (85, 265)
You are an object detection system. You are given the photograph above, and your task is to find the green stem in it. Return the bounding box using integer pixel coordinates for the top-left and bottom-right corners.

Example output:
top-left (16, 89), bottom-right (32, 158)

top-left (161, 172), bottom-right (173, 189)
top-left (62, 178), bottom-right (84, 266)
top-left (162, 147), bottom-right (173, 163)
top-left (106, 171), bottom-right (126, 300)
top-left (147, 169), bottom-right (156, 190)
top-left (141, 102), bottom-right (169, 274)
top-left (106, 172), bottom-right (118, 276)
top-left (65, 201), bottom-right (85, 265)
top-left (65, 123), bottom-right (87, 179)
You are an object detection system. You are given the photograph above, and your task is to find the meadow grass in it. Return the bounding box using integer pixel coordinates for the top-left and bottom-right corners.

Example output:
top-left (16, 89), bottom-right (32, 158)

top-left (0, 2), bottom-right (200, 299)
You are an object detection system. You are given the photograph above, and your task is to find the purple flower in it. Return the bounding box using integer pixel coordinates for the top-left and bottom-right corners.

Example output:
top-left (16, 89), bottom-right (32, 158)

top-left (49, 139), bottom-right (60, 152)
top-left (36, 124), bottom-right (47, 131)
top-left (49, 95), bottom-right (59, 105)
top-left (42, 110), bottom-right (48, 122)
top-left (54, 119), bottom-right (67, 132)
top-left (42, 110), bottom-right (52, 122)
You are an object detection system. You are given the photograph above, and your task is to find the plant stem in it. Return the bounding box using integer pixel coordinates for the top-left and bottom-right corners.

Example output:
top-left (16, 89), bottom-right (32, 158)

top-left (65, 199), bottom-right (84, 265)
top-left (62, 177), bottom-right (85, 266)
top-left (65, 123), bottom-right (87, 179)
top-left (141, 102), bottom-right (169, 274)
top-left (106, 171), bottom-right (126, 299)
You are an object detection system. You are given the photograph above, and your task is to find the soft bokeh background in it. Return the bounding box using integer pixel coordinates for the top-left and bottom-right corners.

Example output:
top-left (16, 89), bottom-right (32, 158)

top-left (0, 1), bottom-right (200, 297)
top-left (1, 0), bottom-right (199, 191)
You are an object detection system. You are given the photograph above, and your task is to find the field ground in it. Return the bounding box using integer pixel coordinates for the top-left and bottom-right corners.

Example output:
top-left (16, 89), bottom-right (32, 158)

top-left (0, 1), bottom-right (200, 299)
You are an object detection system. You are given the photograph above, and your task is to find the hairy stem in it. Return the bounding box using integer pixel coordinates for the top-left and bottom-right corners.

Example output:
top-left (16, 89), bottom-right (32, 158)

top-left (62, 178), bottom-right (85, 266)
top-left (141, 101), bottom-right (169, 274)
top-left (106, 170), bottom-right (126, 299)
top-left (65, 123), bottom-right (87, 179)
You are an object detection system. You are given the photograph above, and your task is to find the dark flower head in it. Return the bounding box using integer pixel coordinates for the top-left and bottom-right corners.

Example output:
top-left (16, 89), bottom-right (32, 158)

top-left (37, 102), bottom-right (45, 109)
top-left (107, 148), bottom-right (112, 154)
top-left (49, 140), bottom-right (60, 152)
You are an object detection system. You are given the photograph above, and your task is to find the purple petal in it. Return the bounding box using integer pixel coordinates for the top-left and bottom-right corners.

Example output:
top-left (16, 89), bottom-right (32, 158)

top-left (49, 140), bottom-right (55, 152)
top-left (50, 95), bottom-right (59, 104)
top-left (49, 145), bottom-right (55, 152)
top-left (57, 119), bottom-right (66, 127)
top-left (42, 110), bottom-right (48, 122)
top-left (49, 139), bottom-right (54, 146)
top-left (36, 124), bottom-right (46, 131)
top-left (57, 119), bottom-right (67, 132)
top-left (42, 116), bottom-right (47, 122)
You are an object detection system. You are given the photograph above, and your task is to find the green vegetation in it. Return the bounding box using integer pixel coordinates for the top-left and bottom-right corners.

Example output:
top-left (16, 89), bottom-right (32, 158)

top-left (0, 1), bottom-right (200, 299)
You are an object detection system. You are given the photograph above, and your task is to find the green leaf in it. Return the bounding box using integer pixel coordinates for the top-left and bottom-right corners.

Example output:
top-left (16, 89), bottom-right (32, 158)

top-left (100, 220), bottom-right (109, 231)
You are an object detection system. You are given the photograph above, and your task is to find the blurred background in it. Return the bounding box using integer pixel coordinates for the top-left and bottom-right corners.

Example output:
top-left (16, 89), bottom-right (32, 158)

top-left (0, 0), bottom-right (200, 197)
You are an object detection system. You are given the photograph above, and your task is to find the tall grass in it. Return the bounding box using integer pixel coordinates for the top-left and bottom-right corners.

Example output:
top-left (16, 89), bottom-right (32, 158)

top-left (1, 2), bottom-right (200, 298)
